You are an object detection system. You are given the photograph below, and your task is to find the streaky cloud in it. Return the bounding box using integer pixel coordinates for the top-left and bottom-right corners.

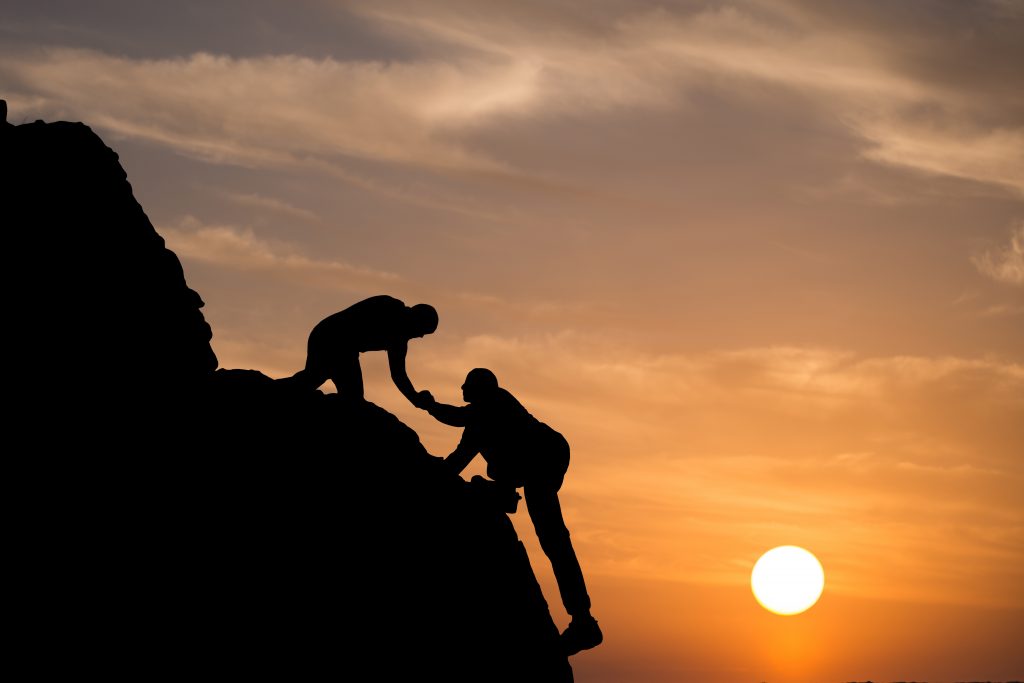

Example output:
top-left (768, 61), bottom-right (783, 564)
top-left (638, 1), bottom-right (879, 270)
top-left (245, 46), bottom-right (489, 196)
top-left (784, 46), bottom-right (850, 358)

top-left (161, 215), bottom-right (400, 287)
top-left (973, 223), bottom-right (1024, 285)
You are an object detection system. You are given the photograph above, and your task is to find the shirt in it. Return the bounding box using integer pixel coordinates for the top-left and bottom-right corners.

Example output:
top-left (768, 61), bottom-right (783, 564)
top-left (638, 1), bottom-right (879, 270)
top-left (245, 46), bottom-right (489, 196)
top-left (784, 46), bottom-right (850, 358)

top-left (308, 295), bottom-right (409, 353)
top-left (430, 388), bottom-right (569, 486)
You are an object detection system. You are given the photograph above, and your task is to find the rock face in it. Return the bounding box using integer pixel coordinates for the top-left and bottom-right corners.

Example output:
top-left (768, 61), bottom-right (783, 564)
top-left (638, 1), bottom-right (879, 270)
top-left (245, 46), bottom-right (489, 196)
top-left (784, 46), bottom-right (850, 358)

top-left (3, 111), bottom-right (572, 681)
top-left (4, 113), bottom-right (217, 396)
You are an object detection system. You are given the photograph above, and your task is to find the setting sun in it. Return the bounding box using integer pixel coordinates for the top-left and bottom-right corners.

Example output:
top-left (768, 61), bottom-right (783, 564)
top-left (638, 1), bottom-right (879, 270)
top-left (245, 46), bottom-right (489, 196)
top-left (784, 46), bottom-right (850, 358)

top-left (751, 546), bottom-right (825, 616)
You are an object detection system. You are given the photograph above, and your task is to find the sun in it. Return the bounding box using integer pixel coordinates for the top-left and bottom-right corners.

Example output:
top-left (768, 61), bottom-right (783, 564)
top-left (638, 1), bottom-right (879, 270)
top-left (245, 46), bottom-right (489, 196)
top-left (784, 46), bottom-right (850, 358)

top-left (751, 546), bottom-right (825, 615)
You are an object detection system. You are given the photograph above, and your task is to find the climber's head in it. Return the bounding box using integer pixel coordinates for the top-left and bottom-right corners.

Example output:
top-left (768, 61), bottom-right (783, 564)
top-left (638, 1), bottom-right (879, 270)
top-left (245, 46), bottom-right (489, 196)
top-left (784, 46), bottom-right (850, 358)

top-left (407, 303), bottom-right (439, 338)
top-left (462, 368), bottom-right (499, 403)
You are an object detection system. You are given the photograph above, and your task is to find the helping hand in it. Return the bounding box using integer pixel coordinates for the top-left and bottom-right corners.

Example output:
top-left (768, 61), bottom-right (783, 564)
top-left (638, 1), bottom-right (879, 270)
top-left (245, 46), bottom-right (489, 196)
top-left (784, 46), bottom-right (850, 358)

top-left (413, 390), bottom-right (435, 409)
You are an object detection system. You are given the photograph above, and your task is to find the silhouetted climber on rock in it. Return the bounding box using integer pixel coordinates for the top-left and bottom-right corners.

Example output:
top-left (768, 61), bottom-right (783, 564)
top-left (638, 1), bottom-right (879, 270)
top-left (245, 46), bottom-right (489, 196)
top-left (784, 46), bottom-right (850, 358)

top-left (422, 368), bottom-right (603, 656)
top-left (288, 295), bottom-right (437, 406)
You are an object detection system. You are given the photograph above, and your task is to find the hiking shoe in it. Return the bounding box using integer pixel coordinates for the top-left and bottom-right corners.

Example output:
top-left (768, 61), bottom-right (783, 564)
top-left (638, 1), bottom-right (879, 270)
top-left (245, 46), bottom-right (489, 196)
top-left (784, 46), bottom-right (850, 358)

top-left (561, 615), bottom-right (603, 656)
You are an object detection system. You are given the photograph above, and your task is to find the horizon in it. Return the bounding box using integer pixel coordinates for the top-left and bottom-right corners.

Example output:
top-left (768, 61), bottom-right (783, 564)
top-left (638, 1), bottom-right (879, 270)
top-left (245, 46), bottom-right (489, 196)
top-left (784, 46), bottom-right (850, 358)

top-left (2, 2), bottom-right (1021, 681)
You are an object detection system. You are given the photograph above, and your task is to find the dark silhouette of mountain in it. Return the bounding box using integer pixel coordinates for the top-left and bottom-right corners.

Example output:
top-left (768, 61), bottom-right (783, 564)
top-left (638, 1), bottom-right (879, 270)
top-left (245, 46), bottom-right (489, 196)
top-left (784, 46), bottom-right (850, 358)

top-left (2, 102), bottom-right (572, 681)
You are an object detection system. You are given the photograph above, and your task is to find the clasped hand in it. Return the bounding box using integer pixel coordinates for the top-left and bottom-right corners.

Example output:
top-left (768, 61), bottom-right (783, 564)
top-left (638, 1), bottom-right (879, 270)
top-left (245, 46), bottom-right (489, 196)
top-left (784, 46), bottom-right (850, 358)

top-left (413, 390), bottom-right (436, 409)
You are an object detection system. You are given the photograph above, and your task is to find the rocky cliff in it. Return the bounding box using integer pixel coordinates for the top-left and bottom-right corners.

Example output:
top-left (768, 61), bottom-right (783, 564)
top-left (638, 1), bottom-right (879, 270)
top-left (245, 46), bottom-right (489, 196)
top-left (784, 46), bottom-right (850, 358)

top-left (2, 103), bottom-right (572, 681)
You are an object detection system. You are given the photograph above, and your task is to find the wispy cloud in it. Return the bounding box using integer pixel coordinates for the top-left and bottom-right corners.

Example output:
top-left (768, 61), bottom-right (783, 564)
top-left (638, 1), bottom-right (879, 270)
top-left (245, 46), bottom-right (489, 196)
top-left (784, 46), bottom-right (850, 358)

top-left (857, 121), bottom-right (1024, 195)
top-left (979, 303), bottom-right (1024, 317)
top-left (355, 1), bottom-right (1024, 193)
top-left (973, 223), bottom-right (1024, 285)
top-left (417, 334), bottom-right (1024, 467)
top-left (161, 215), bottom-right (399, 288)
top-left (4, 1), bottom-right (1020, 195)
top-left (0, 47), bottom-right (526, 171)
top-left (224, 192), bottom-right (321, 224)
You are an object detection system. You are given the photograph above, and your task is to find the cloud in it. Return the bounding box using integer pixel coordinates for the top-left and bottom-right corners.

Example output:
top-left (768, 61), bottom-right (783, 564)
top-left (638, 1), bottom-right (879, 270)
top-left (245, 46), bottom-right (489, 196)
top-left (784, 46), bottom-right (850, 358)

top-left (354, 1), bottom-right (1024, 193)
top-left (979, 303), bottom-right (1024, 317)
top-left (161, 215), bottom-right (399, 288)
top-left (414, 334), bottom-right (1024, 468)
top-left (973, 223), bottom-right (1024, 285)
top-left (3, 1), bottom-right (1020, 194)
top-left (224, 192), bottom-right (321, 224)
top-left (0, 47), bottom-right (530, 171)
top-left (857, 121), bottom-right (1024, 195)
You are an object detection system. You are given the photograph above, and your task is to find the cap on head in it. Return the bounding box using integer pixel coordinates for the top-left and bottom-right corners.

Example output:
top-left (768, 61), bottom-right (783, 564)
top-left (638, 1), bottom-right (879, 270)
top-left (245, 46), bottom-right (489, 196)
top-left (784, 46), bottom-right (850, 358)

top-left (464, 368), bottom-right (499, 391)
top-left (409, 304), bottom-right (439, 336)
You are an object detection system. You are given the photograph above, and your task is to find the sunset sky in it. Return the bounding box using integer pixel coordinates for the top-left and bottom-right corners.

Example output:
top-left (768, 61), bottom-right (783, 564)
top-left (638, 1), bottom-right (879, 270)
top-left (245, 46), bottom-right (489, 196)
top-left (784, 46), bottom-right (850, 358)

top-left (3, 1), bottom-right (1022, 680)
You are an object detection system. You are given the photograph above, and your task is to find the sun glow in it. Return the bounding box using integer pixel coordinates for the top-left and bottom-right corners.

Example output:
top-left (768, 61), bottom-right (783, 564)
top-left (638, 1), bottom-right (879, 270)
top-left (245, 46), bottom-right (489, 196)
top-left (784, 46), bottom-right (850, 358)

top-left (751, 546), bottom-right (825, 615)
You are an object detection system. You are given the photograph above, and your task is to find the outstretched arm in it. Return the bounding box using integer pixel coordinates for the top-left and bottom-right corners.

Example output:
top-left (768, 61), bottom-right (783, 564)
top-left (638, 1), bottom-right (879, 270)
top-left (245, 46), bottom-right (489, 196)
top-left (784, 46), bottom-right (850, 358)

top-left (387, 341), bottom-right (429, 406)
top-left (425, 401), bottom-right (470, 427)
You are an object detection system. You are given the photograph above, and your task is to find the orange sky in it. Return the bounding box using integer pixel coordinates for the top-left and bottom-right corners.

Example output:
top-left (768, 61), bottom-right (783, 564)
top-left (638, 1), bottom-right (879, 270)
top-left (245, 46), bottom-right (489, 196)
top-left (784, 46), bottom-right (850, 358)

top-left (3, 2), bottom-right (1022, 680)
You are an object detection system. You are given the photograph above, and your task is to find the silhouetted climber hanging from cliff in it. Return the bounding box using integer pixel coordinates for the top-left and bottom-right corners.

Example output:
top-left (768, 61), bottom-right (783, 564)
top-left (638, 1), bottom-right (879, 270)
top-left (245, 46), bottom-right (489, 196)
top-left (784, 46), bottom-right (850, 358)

top-left (286, 295), bottom-right (437, 406)
top-left (421, 368), bottom-right (603, 656)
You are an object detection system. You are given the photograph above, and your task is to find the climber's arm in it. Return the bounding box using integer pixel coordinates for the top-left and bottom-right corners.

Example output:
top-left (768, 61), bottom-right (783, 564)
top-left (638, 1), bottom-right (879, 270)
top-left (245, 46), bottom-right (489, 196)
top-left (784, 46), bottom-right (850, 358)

top-left (386, 341), bottom-right (423, 405)
top-left (444, 433), bottom-right (479, 476)
top-left (425, 401), bottom-right (470, 427)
